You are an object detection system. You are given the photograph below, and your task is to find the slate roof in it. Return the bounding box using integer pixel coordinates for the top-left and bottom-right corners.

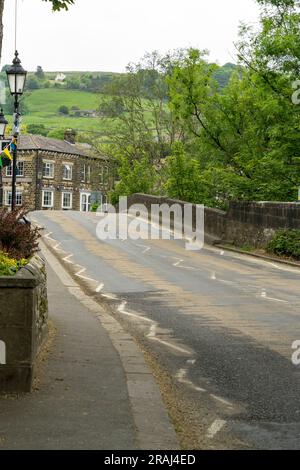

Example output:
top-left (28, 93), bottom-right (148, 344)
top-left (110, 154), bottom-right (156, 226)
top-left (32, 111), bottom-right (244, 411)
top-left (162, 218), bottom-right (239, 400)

top-left (17, 134), bottom-right (88, 157)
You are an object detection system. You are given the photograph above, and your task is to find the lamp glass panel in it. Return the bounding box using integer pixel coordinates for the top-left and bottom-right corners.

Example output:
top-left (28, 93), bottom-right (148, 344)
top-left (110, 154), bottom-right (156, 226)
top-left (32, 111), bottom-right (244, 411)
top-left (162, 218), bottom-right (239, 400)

top-left (16, 74), bottom-right (26, 94)
top-left (0, 123), bottom-right (6, 136)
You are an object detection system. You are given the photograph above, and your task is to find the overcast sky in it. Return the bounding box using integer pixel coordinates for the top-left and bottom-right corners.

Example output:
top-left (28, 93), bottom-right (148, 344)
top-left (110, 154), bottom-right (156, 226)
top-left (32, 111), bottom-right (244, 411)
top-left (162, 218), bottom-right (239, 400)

top-left (2, 0), bottom-right (260, 72)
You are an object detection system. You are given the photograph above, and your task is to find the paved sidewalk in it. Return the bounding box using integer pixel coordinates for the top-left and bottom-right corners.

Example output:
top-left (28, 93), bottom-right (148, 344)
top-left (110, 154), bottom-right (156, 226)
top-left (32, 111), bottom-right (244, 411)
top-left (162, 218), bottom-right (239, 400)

top-left (0, 264), bottom-right (138, 450)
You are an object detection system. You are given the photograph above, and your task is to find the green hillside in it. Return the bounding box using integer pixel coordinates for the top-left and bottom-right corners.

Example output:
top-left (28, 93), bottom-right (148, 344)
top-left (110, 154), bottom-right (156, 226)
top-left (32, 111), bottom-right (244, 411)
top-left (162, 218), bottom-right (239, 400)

top-left (21, 88), bottom-right (116, 134)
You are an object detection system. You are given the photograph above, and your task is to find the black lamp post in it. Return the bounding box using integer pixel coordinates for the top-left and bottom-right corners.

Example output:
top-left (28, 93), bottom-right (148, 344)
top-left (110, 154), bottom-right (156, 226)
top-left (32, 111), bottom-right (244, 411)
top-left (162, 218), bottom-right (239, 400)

top-left (6, 51), bottom-right (27, 211)
top-left (0, 109), bottom-right (8, 207)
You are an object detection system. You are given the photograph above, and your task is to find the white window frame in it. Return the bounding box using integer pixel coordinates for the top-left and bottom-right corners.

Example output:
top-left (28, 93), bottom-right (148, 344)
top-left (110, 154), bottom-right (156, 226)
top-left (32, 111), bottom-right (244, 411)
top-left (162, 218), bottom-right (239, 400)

top-left (63, 163), bottom-right (73, 181)
top-left (5, 161), bottom-right (24, 177)
top-left (43, 161), bottom-right (54, 179)
top-left (42, 190), bottom-right (54, 208)
top-left (80, 192), bottom-right (91, 212)
top-left (61, 192), bottom-right (73, 210)
top-left (5, 190), bottom-right (23, 206)
top-left (81, 164), bottom-right (91, 183)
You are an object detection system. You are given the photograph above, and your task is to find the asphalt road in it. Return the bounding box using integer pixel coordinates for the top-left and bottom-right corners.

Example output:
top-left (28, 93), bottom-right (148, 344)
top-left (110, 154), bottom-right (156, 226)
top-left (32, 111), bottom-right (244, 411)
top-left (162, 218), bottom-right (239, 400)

top-left (32, 210), bottom-right (300, 450)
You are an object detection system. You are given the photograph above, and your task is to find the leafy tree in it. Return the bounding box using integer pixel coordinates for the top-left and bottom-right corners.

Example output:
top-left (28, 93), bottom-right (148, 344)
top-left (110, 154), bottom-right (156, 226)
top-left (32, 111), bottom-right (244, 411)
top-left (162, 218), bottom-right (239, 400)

top-left (27, 124), bottom-right (48, 136)
top-left (26, 78), bottom-right (40, 90)
top-left (47, 128), bottom-right (65, 140)
top-left (164, 143), bottom-right (202, 203)
top-left (110, 155), bottom-right (157, 205)
top-left (58, 105), bottom-right (69, 115)
top-left (35, 66), bottom-right (45, 80)
top-left (166, 0), bottom-right (300, 205)
top-left (42, 0), bottom-right (74, 10)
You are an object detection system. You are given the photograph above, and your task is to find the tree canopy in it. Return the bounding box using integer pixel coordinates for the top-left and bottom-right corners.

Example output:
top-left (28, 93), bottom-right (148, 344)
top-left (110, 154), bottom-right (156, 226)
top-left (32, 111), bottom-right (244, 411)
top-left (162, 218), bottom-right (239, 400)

top-left (106, 0), bottom-right (300, 208)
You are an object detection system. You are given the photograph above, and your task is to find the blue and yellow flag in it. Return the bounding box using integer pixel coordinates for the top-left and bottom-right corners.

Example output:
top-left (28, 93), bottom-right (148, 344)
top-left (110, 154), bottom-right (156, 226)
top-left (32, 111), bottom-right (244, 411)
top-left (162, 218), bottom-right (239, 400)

top-left (3, 147), bottom-right (12, 161)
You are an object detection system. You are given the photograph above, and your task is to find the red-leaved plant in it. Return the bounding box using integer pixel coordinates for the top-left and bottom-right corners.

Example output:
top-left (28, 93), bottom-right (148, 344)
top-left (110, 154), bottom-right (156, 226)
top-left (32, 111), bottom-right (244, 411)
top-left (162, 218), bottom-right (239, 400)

top-left (0, 208), bottom-right (41, 260)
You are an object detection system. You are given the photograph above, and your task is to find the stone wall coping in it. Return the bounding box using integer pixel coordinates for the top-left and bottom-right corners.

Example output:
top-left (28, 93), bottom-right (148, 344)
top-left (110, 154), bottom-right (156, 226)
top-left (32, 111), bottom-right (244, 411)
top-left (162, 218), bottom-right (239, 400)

top-left (131, 193), bottom-right (227, 215)
top-left (0, 254), bottom-right (45, 289)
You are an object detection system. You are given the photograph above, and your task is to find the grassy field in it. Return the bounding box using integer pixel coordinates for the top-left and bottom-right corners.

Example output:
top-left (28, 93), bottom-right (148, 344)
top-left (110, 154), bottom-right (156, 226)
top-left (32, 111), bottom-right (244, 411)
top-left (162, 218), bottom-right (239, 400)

top-left (22, 88), bottom-right (117, 134)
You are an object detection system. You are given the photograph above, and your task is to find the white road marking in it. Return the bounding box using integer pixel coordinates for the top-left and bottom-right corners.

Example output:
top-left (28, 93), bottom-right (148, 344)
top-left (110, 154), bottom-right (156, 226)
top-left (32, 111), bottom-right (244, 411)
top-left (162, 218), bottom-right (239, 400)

top-left (96, 283), bottom-right (104, 293)
top-left (45, 232), bottom-right (56, 242)
top-left (136, 243), bottom-right (151, 254)
top-left (102, 293), bottom-right (118, 300)
top-left (175, 368), bottom-right (206, 392)
top-left (151, 337), bottom-right (192, 355)
top-left (118, 302), bottom-right (192, 355)
top-left (207, 419), bottom-right (226, 439)
top-left (211, 394), bottom-right (233, 407)
top-left (261, 289), bottom-right (289, 303)
top-left (75, 265), bottom-right (97, 283)
top-left (147, 324), bottom-right (157, 338)
top-left (63, 253), bottom-right (74, 264)
top-left (173, 258), bottom-right (184, 267)
top-left (53, 242), bottom-right (66, 254)
top-left (118, 301), bottom-right (153, 324)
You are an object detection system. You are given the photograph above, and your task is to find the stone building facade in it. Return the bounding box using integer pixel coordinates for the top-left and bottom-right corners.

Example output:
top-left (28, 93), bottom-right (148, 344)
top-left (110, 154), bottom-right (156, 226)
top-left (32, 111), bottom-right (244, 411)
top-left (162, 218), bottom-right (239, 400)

top-left (1, 133), bottom-right (112, 212)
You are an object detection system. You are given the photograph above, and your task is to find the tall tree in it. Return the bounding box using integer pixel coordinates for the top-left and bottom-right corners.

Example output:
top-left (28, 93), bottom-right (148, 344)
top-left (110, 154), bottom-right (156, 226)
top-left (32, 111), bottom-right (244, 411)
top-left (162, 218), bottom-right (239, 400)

top-left (0, 0), bottom-right (75, 63)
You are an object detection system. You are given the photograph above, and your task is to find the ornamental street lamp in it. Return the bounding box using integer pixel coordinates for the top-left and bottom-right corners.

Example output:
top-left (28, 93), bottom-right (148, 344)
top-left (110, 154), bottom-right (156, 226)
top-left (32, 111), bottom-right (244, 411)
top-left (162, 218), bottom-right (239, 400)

top-left (6, 51), bottom-right (27, 211)
top-left (0, 109), bottom-right (8, 207)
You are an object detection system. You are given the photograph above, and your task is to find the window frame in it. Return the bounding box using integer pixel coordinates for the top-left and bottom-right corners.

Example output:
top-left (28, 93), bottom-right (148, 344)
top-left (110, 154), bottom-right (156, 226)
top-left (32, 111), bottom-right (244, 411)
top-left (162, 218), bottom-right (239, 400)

top-left (81, 164), bottom-right (91, 183)
top-left (5, 190), bottom-right (23, 206)
top-left (62, 163), bottom-right (73, 181)
top-left (43, 161), bottom-right (55, 179)
top-left (61, 191), bottom-right (73, 210)
top-left (42, 190), bottom-right (54, 208)
top-left (5, 161), bottom-right (24, 177)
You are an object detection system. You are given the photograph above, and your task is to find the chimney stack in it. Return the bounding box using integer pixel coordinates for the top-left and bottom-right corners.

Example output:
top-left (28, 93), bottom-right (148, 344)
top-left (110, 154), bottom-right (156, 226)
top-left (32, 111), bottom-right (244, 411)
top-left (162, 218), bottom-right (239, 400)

top-left (64, 129), bottom-right (76, 144)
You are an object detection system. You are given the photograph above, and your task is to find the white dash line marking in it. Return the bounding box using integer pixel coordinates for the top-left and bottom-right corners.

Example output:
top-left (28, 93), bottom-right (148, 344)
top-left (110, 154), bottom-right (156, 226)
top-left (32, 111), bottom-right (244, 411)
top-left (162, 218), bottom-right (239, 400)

top-left (261, 289), bottom-right (289, 303)
top-left (207, 419), bottom-right (226, 439)
top-left (173, 258), bottom-right (184, 267)
top-left (211, 394), bottom-right (233, 407)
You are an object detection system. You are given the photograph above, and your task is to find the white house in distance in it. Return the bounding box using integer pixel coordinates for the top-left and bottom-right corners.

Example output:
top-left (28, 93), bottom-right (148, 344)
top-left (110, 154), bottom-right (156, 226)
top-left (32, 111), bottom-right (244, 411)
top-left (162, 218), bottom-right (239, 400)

top-left (55, 73), bottom-right (66, 83)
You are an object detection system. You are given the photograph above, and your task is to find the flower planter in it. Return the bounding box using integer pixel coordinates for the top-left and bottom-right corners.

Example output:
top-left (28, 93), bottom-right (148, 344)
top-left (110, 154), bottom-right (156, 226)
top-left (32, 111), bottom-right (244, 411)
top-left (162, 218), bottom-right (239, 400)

top-left (0, 255), bottom-right (48, 392)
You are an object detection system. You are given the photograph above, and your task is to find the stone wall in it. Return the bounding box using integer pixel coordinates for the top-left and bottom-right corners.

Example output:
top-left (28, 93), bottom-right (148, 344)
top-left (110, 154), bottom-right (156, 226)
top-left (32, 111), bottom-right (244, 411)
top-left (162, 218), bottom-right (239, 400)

top-left (126, 194), bottom-right (226, 244)
top-left (0, 255), bottom-right (48, 392)
top-left (226, 202), bottom-right (300, 247)
top-left (126, 194), bottom-right (300, 247)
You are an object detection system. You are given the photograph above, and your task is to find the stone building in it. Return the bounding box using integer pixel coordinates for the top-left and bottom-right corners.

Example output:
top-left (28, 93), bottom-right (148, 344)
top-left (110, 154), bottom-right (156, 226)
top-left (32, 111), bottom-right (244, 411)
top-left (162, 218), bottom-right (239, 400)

top-left (1, 132), bottom-right (112, 212)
